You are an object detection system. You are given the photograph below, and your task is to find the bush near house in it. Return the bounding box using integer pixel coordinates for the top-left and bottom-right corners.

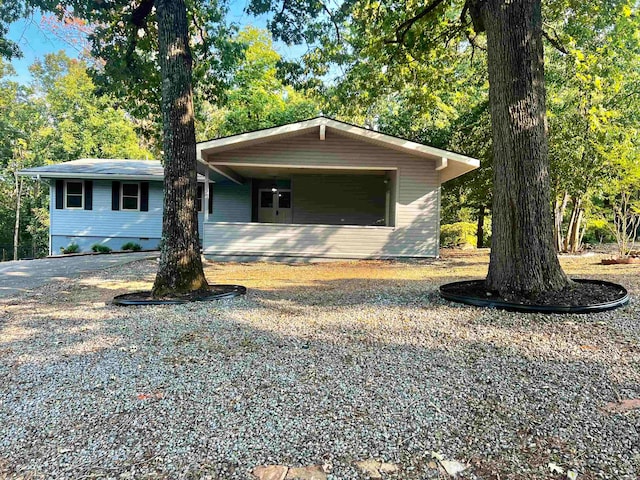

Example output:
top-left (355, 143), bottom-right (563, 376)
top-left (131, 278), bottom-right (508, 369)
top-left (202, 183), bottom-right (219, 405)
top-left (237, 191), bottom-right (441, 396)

top-left (121, 242), bottom-right (142, 252)
top-left (440, 222), bottom-right (478, 248)
top-left (61, 243), bottom-right (80, 254)
top-left (91, 244), bottom-right (112, 253)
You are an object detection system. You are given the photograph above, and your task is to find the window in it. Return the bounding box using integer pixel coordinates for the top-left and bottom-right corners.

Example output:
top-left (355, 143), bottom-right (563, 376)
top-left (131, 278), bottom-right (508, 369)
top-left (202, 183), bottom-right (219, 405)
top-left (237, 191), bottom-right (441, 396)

top-left (278, 191), bottom-right (291, 209)
top-left (197, 184), bottom-right (204, 212)
top-left (121, 182), bottom-right (140, 211)
top-left (65, 181), bottom-right (84, 209)
top-left (260, 191), bottom-right (274, 208)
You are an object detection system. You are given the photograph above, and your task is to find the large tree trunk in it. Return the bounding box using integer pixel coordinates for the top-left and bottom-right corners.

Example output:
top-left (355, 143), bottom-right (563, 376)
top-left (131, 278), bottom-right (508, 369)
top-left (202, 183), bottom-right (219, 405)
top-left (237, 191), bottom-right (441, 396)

top-left (152, 0), bottom-right (208, 296)
top-left (472, 0), bottom-right (570, 296)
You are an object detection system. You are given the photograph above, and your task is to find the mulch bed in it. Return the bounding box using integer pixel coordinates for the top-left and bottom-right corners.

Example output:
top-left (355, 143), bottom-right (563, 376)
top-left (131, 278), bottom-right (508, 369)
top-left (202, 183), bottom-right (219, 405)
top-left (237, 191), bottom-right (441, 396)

top-left (441, 279), bottom-right (628, 313)
top-left (112, 285), bottom-right (247, 305)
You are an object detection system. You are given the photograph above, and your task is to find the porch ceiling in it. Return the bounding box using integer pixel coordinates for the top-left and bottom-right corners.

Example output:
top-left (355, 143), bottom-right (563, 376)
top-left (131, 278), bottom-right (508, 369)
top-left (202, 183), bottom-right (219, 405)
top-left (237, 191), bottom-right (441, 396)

top-left (215, 165), bottom-right (390, 179)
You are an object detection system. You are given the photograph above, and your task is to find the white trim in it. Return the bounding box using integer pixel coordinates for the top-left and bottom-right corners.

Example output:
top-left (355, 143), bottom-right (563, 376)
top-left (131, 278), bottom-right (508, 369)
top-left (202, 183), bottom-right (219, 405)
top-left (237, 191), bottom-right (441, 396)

top-left (210, 162), bottom-right (397, 171)
top-left (435, 157), bottom-right (448, 171)
top-left (319, 124), bottom-right (326, 141)
top-left (203, 221), bottom-right (395, 230)
top-left (64, 180), bottom-right (84, 209)
top-left (120, 181), bottom-right (140, 211)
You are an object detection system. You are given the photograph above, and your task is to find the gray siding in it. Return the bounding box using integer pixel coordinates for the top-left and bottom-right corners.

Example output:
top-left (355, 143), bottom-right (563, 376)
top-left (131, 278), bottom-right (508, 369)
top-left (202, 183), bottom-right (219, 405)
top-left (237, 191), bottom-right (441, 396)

top-left (50, 179), bottom-right (206, 254)
top-left (204, 131), bottom-right (440, 258)
top-left (292, 174), bottom-right (386, 226)
top-left (210, 182), bottom-right (251, 222)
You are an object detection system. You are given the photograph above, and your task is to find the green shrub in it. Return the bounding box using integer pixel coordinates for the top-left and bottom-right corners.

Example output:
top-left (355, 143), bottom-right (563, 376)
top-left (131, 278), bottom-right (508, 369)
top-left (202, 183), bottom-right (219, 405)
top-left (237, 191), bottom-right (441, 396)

top-left (91, 244), bottom-right (112, 253)
top-left (440, 222), bottom-right (478, 248)
top-left (583, 218), bottom-right (615, 245)
top-left (61, 243), bottom-right (80, 254)
top-left (121, 242), bottom-right (142, 252)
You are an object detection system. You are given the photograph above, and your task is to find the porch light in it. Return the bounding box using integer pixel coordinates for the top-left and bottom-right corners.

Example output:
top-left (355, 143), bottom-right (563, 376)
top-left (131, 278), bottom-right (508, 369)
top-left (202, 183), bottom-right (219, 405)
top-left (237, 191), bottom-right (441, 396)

top-left (271, 183), bottom-right (278, 193)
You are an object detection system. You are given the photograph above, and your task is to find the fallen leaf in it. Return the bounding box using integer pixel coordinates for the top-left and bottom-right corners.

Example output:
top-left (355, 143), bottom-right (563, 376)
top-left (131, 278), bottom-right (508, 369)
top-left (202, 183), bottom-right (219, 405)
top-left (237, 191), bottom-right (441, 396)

top-left (285, 465), bottom-right (327, 480)
top-left (579, 345), bottom-right (598, 351)
top-left (252, 465), bottom-right (289, 480)
top-left (355, 459), bottom-right (383, 479)
top-left (602, 398), bottom-right (640, 413)
top-left (567, 470), bottom-right (578, 480)
top-left (548, 462), bottom-right (565, 474)
top-left (440, 460), bottom-right (467, 477)
top-left (378, 462), bottom-right (399, 474)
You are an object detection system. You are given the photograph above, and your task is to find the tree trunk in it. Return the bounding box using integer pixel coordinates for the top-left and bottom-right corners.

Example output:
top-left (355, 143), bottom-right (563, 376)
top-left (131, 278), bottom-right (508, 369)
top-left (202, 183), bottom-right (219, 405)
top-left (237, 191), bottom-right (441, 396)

top-left (554, 191), bottom-right (569, 252)
top-left (13, 175), bottom-right (23, 261)
top-left (152, 0), bottom-right (208, 296)
top-left (472, 0), bottom-right (570, 296)
top-left (566, 197), bottom-right (583, 253)
top-left (476, 204), bottom-right (486, 248)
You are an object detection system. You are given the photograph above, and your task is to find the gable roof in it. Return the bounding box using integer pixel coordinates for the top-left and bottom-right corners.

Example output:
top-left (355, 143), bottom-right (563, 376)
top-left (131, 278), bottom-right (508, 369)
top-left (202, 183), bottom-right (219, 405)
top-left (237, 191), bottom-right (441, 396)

top-left (196, 116), bottom-right (480, 183)
top-left (19, 159), bottom-right (210, 182)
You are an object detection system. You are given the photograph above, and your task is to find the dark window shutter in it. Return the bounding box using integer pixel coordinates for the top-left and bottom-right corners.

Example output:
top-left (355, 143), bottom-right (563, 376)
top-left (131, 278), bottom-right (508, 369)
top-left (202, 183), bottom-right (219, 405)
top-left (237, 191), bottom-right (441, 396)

top-left (55, 180), bottom-right (64, 209)
top-left (140, 182), bottom-right (149, 212)
top-left (84, 180), bottom-right (93, 210)
top-left (208, 183), bottom-right (214, 214)
top-left (112, 181), bottom-right (120, 210)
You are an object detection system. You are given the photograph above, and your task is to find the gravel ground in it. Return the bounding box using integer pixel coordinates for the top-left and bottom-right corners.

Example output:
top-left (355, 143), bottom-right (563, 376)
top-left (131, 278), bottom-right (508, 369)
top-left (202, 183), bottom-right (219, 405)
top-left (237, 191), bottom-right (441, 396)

top-left (0, 250), bottom-right (639, 479)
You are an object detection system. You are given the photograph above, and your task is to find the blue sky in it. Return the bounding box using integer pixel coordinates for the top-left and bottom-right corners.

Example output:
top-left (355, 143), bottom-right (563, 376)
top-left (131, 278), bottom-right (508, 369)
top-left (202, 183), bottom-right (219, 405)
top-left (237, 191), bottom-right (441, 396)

top-left (6, 0), bottom-right (306, 83)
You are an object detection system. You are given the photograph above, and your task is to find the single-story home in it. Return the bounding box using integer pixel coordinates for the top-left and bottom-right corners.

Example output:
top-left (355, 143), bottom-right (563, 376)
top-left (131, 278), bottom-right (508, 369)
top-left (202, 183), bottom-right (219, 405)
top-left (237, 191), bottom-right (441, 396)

top-left (20, 116), bottom-right (479, 259)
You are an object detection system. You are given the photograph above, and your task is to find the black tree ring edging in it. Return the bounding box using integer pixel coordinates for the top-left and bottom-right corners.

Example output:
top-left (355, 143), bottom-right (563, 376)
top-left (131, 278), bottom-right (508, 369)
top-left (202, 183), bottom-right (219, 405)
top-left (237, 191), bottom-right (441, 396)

top-left (439, 279), bottom-right (629, 314)
top-left (111, 285), bottom-right (247, 306)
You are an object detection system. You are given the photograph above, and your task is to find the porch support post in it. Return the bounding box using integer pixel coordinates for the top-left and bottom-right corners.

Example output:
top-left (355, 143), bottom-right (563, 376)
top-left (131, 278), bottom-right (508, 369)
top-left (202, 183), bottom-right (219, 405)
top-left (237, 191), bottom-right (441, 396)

top-left (204, 167), bottom-right (210, 223)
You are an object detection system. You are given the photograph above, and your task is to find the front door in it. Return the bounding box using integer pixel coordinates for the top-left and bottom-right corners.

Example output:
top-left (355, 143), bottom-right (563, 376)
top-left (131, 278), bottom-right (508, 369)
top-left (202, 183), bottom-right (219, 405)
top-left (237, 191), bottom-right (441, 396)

top-left (258, 189), bottom-right (292, 223)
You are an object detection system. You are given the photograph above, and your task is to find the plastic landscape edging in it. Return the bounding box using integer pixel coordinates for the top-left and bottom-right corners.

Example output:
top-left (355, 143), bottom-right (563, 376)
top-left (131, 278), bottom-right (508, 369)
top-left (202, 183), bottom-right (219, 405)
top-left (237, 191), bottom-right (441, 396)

top-left (112, 285), bottom-right (247, 306)
top-left (439, 279), bottom-right (629, 314)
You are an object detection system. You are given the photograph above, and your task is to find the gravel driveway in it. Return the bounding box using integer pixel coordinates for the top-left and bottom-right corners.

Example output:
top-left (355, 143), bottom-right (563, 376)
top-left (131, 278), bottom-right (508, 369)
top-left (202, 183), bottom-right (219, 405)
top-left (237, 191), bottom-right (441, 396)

top-left (0, 252), bottom-right (157, 298)
top-left (0, 252), bottom-right (638, 479)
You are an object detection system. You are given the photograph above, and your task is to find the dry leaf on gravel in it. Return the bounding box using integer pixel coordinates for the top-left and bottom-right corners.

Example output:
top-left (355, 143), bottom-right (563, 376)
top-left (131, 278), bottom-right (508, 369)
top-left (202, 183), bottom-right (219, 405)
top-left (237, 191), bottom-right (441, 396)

top-left (252, 465), bottom-right (288, 480)
top-left (285, 464), bottom-right (328, 479)
top-left (355, 459), bottom-right (399, 478)
top-left (602, 398), bottom-right (640, 414)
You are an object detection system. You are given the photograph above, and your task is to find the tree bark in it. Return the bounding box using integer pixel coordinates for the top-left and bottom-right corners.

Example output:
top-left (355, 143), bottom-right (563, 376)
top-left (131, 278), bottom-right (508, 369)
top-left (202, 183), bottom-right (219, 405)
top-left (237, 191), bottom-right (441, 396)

top-left (152, 0), bottom-right (209, 296)
top-left (476, 204), bottom-right (486, 248)
top-left (471, 0), bottom-right (570, 295)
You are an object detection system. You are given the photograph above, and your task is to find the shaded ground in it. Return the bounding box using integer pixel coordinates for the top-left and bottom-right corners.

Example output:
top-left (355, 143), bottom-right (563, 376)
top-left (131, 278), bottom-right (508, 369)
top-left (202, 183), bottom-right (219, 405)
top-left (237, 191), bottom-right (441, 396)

top-left (0, 252), bottom-right (158, 298)
top-left (0, 250), bottom-right (638, 479)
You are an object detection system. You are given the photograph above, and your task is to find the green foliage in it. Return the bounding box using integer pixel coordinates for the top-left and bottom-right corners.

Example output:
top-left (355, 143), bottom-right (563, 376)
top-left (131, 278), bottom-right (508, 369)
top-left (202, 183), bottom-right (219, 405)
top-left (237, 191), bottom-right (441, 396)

top-left (196, 27), bottom-right (319, 140)
top-left (61, 243), bottom-right (80, 254)
top-left (121, 242), bottom-right (142, 252)
top-left (0, 52), bottom-right (150, 256)
top-left (440, 222), bottom-right (478, 249)
top-left (91, 244), bottom-right (112, 253)
top-left (582, 218), bottom-right (615, 245)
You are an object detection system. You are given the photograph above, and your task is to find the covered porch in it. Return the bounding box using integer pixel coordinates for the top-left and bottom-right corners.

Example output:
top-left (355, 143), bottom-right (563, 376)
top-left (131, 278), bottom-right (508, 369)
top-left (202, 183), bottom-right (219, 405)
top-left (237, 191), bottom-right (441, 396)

top-left (199, 165), bottom-right (401, 259)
